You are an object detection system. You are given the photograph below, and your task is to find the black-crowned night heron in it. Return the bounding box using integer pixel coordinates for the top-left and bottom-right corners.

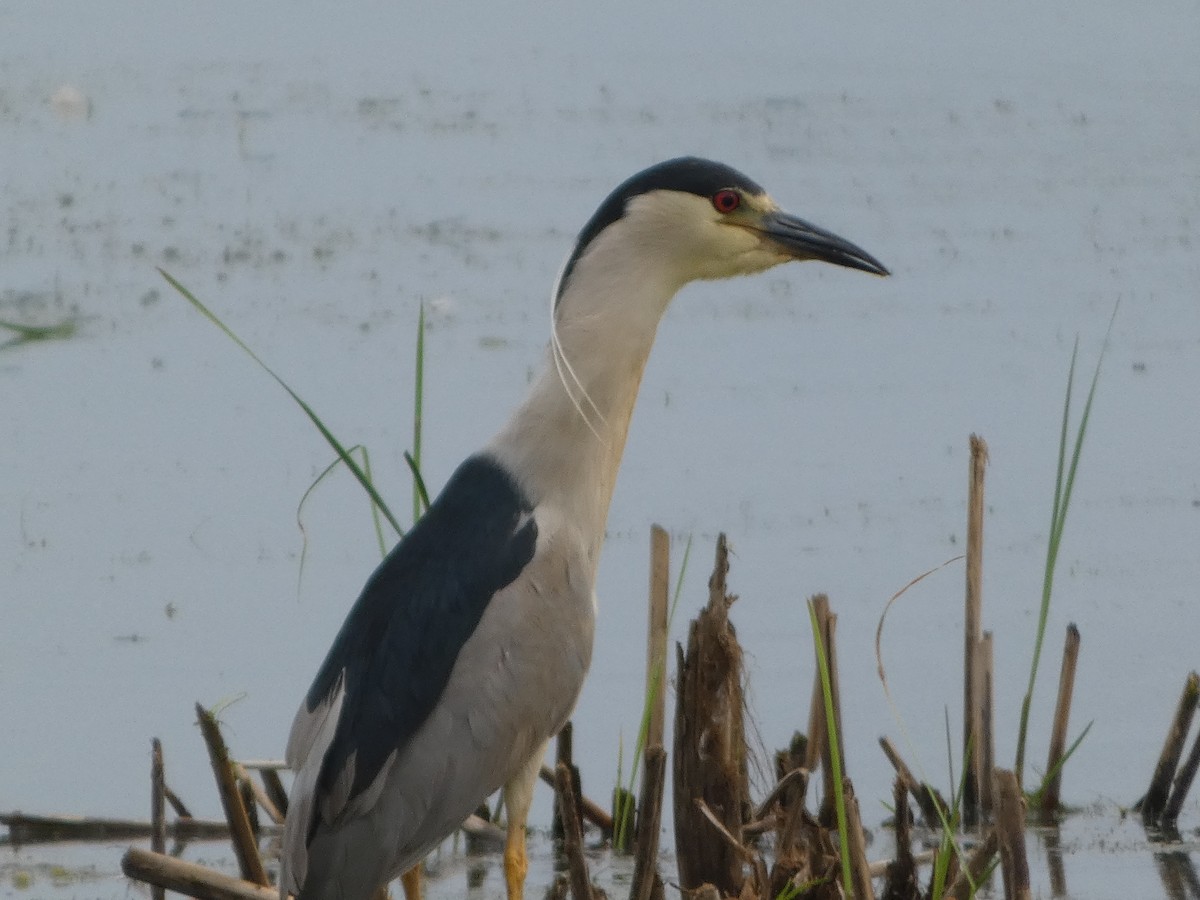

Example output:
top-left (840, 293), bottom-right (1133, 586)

top-left (280, 157), bottom-right (888, 900)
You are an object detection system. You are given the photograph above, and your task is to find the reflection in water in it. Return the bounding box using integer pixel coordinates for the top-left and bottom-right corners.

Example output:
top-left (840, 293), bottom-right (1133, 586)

top-left (1152, 848), bottom-right (1200, 900)
top-left (1040, 828), bottom-right (1068, 898)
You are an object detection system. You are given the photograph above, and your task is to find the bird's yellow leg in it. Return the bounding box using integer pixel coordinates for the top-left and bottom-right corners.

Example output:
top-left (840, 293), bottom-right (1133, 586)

top-left (503, 823), bottom-right (528, 900)
top-left (399, 864), bottom-right (422, 900)
top-left (502, 742), bottom-right (547, 900)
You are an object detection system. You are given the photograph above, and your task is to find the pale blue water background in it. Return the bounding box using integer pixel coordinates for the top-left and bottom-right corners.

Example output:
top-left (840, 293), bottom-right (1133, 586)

top-left (2, 2), bottom-right (1199, 897)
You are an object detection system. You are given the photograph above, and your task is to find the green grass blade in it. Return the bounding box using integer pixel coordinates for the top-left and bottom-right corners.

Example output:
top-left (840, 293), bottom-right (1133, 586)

top-left (160, 268), bottom-right (404, 539)
top-left (0, 316), bottom-right (77, 351)
top-left (808, 599), bottom-right (853, 898)
top-left (404, 451), bottom-right (432, 514)
top-left (1015, 303), bottom-right (1116, 785)
top-left (412, 301), bottom-right (426, 523)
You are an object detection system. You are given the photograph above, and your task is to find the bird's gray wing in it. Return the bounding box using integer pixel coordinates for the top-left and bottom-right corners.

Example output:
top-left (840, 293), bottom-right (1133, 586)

top-left (281, 453), bottom-right (538, 893)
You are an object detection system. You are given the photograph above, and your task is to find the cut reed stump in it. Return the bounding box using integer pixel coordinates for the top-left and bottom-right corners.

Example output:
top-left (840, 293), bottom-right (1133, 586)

top-left (1162, 717), bottom-right (1200, 826)
top-left (881, 778), bottom-right (919, 900)
top-left (629, 745), bottom-right (667, 900)
top-left (673, 534), bottom-right (749, 899)
top-left (1040, 623), bottom-right (1080, 817)
top-left (963, 434), bottom-right (988, 825)
top-left (1141, 670), bottom-right (1200, 826)
top-left (993, 769), bottom-right (1031, 900)
top-left (646, 524), bottom-right (671, 750)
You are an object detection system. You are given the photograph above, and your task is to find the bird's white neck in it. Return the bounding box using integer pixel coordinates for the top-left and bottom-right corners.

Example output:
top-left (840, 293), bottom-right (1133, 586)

top-left (486, 234), bottom-right (685, 579)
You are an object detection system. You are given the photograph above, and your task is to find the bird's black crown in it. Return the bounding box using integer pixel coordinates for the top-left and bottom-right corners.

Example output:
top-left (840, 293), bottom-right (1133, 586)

top-left (557, 157), bottom-right (765, 302)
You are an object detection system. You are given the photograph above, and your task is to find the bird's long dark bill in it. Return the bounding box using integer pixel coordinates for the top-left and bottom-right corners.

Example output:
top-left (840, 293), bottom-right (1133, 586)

top-left (763, 210), bottom-right (889, 276)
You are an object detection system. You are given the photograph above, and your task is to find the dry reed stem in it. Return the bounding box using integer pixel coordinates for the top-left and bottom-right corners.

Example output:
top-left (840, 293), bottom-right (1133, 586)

top-left (964, 434), bottom-right (988, 824)
top-left (883, 777), bottom-right (919, 900)
top-left (235, 764), bottom-right (284, 826)
top-left (842, 779), bottom-right (876, 900)
top-left (539, 764), bottom-right (613, 832)
top-left (1041, 623), bottom-right (1080, 815)
top-left (1142, 671), bottom-right (1200, 825)
top-left (978, 631), bottom-right (995, 814)
top-left (122, 847), bottom-right (276, 900)
top-left (260, 768), bottom-right (289, 819)
top-left (878, 736), bottom-right (946, 828)
top-left (194, 703), bottom-right (268, 887)
top-left (647, 525), bottom-right (670, 749)
top-left (630, 745), bottom-right (667, 900)
top-left (1162, 717), bottom-right (1200, 825)
top-left (993, 769), bottom-right (1031, 900)
top-left (553, 722), bottom-right (584, 842)
top-left (555, 762), bottom-right (595, 900)
top-left (945, 828), bottom-right (998, 900)
top-left (672, 535), bottom-right (747, 899)
top-left (150, 739), bottom-right (166, 900)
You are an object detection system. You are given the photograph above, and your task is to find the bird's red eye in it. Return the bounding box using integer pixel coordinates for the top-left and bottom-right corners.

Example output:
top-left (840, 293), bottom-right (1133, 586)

top-left (712, 189), bottom-right (740, 214)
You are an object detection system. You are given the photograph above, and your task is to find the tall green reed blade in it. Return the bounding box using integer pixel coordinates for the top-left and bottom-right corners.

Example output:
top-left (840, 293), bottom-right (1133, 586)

top-left (808, 598), bottom-right (853, 898)
top-left (160, 268), bottom-right (404, 539)
top-left (411, 301), bottom-right (426, 522)
top-left (1014, 304), bottom-right (1116, 785)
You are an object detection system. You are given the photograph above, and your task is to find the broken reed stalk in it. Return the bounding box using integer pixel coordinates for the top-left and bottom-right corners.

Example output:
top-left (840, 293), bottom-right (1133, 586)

top-left (194, 703), bottom-right (269, 887)
top-left (1041, 623), bottom-right (1081, 816)
top-left (151, 738), bottom-right (166, 900)
top-left (1162, 712), bottom-right (1200, 826)
top-left (630, 745), bottom-right (667, 900)
top-left (842, 779), bottom-right (876, 900)
top-left (963, 434), bottom-right (988, 825)
top-left (1142, 671), bottom-right (1200, 825)
top-left (884, 777), bottom-right (919, 900)
top-left (878, 736), bottom-right (947, 827)
top-left (647, 525), bottom-right (670, 750)
top-left (946, 828), bottom-right (998, 900)
top-left (165, 784), bottom-right (194, 819)
top-left (672, 534), bottom-right (747, 899)
top-left (994, 769), bottom-right (1031, 900)
top-left (554, 762), bottom-right (595, 900)
top-left (122, 847), bottom-right (275, 900)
